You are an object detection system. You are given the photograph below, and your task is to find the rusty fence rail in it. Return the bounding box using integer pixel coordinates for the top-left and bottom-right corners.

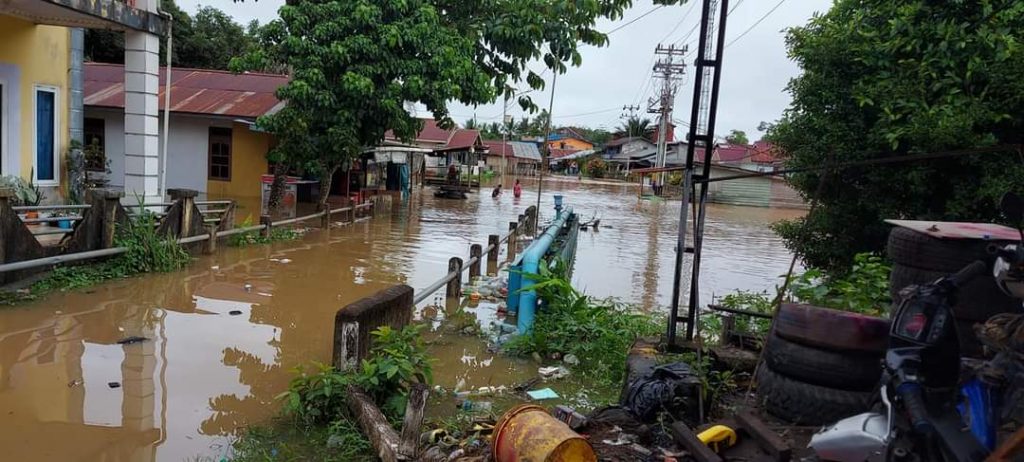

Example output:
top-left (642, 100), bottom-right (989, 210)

top-left (0, 200), bottom-right (379, 275)
top-left (410, 205), bottom-right (537, 305)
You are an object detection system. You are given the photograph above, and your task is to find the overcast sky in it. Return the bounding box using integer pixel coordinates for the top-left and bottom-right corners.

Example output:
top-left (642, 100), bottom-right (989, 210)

top-left (182, 0), bottom-right (832, 141)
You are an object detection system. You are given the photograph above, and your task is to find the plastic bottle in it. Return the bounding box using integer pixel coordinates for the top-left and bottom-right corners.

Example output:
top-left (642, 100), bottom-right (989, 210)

top-left (460, 399), bottom-right (493, 413)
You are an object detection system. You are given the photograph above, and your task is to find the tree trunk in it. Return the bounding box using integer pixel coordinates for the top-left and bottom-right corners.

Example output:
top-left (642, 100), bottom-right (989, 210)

top-left (318, 161), bottom-right (341, 212)
top-left (347, 386), bottom-right (403, 462)
top-left (268, 161), bottom-right (289, 215)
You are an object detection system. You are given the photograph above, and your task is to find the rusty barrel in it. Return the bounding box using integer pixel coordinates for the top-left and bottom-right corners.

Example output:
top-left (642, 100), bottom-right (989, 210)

top-left (493, 404), bottom-right (596, 462)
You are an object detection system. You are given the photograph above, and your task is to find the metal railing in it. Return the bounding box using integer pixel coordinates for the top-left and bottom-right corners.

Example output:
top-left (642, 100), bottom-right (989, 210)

top-left (0, 201), bottom-right (377, 275)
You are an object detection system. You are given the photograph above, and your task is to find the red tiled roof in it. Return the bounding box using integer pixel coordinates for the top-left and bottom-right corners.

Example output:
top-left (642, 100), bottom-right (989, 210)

top-left (549, 148), bottom-right (576, 159)
top-left (482, 140), bottom-right (512, 154)
top-left (84, 62), bottom-right (288, 118)
top-left (446, 129), bottom-right (482, 150)
top-left (714, 144), bottom-right (750, 163)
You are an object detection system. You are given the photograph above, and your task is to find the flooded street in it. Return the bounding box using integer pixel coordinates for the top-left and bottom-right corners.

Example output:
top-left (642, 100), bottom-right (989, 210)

top-left (0, 180), bottom-right (802, 461)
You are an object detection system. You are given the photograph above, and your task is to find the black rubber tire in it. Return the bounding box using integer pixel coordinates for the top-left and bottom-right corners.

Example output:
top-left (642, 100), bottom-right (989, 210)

top-left (889, 263), bottom-right (1023, 322)
top-left (757, 362), bottom-right (873, 426)
top-left (762, 333), bottom-right (882, 391)
top-left (887, 226), bottom-right (1010, 273)
top-left (774, 303), bottom-right (890, 354)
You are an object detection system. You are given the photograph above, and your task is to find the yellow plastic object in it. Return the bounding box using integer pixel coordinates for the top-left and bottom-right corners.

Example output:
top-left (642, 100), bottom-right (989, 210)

top-left (697, 425), bottom-right (738, 452)
top-left (470, 292), bottom-right (481, 301)
top-left (493, 404), bottom-right (597, 462)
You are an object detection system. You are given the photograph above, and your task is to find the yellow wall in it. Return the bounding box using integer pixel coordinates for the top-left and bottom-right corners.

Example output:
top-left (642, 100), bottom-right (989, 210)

top-left (546, 137), bottom-right (593, 151)
top-left (0, 15), bottom-right (70, 183)
top-left (206, 123), bottom-right (269, 199)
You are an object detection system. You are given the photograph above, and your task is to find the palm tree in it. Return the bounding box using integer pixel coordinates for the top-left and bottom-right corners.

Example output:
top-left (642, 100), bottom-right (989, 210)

top-left (618, 117), bottom-right (654, 138)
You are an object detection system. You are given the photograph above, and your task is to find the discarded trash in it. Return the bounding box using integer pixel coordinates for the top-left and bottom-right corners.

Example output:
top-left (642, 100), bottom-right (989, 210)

top-left (116, 336), bottom-right (148, 345)
top-left (493, 404), bottom-right (596, 462)
top-left (526, 388), bottom-right (559, 400)
top-left (563, 354), bottom-right (580, 366)
top-left (553, 405), bottom-right (588, 430)
top-left (469, 292), bottom-right (481, 301)
top-left (538, 366), bottom-right (570, 380)
top-left (67, 379), bottom-right (82, 388)
top-left (622, 362), bottom-right (701, 422)
top-left (229, 310), bottom-right (243, 316)
top-left (697, 425), bottom-right (738, 452)
top-left (279, 258), bottom-right (292, 264)
top-left (420, 428), bottom-right (449, 446)
top-left (108, 382), bottom-right (121, 389)
top-left (630, 443), bottom-right (652, 456)
top-left (210, 265), bottom-right (219, 270)
top-left (243, 283), bottom-right (253, 292)
top-left (459, 400), bottom-right (493, 413)
top-left (514, 377), bottom-right (541, 393)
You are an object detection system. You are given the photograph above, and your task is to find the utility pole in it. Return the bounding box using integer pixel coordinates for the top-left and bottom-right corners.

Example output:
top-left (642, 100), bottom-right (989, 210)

top-left (647, 44), bottom-right (687, 185)
top-left (502, 91), bottom-right (510, 186)
top-left (536, 71), bottom-right (558, 234)
top-left (621, 104), bottom-right (641, 174)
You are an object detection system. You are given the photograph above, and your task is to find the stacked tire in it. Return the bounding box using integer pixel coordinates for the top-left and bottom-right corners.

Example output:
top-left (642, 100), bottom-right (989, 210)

top-left (758, 303), bottom-right (889, 425)
top-left (887, 227), bottom-right (1021, 356)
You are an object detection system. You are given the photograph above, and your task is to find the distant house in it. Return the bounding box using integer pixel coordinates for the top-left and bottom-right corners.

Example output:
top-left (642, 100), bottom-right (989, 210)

top-left (383, 119), bottom-right (488, 186)
top-left (482, 140), bottom-right (540, 177)
top-left (546, 127), bottom-right (594, 152)
top-left (84, 62), bottom-right (286, 200)
top-left (710, 141), bottom-right (781, 173)
top-left (604, 137), bottom-right (656, 159)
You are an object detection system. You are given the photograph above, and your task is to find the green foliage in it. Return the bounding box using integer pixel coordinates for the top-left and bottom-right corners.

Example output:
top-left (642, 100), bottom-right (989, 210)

top-left (0, 174), bottom-right (42, 206)
top-left (505, 261), bottom-right (661, 384)
top-left (584, 157), bottom-right (609, 178)
top-left (232, 420), bottom-right (374, 462)
top-left (769, 0), bottom-right (1024, 272)
top-left (700, 290), bottom-right (773, 342)
top-left (113, 208), bottom-right (192, 274)
top-left (787, 253), bottom-right (891, 316)
top-left (725, 129), bottom-right (749, 146)
top-left (617, 117), bottom-right (654, 139)
top-left (85, 0), bottom-right (256, 70)
top-left (229, 216), bottom-right (300, 247)
top-left (279, 325), bottom-right (432, 425)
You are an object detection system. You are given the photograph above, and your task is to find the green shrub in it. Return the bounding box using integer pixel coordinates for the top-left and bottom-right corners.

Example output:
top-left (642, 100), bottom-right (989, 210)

top-left (229, 216), bottom-right (300, 247)
top-left (787, 253), bottom-right (891, 316)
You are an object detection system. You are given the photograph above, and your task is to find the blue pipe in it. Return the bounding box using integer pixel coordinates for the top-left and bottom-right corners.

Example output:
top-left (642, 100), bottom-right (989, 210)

top-left (517, 206), bottom-right (573, 334)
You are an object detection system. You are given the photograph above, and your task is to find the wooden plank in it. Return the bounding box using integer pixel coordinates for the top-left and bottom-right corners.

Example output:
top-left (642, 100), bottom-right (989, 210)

top-left (670, 422), bottom-right (722, 462)
top-left (398, 383), bottom-right (429, 458)
top-left (987, 425), bottom-right (1024, 461)
top-left (347, 386), bottom-right (403, 462)
top-left (736, 410), bottom-right (791, 462)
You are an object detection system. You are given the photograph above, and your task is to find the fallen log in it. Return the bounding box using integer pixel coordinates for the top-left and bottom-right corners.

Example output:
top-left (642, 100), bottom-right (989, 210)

top-left (347, 386), bottom-right (403, 462)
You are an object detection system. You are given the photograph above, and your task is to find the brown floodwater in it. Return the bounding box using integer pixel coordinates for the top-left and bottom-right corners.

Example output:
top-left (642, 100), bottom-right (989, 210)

top-left (0, 178), bottom-right (803, 461)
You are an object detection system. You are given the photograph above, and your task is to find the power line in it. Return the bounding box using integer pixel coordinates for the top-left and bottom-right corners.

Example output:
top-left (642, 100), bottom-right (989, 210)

top-left (724, 0), bottom-right (788, 49)
top-left (604, 5), bottom-right (667, 35)
top-left (553, 106), bottom-right (623, 119)
top-left (660, 0), bottom-right (699, 43)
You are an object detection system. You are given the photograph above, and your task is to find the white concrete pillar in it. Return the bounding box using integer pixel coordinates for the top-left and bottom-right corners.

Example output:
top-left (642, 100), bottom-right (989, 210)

top-left (123, 22), bottom-right (162, 205)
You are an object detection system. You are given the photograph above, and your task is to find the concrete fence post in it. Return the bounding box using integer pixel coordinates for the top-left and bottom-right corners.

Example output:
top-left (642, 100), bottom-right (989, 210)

top-left (203, 224), bottom-right (217, 255)
top-left (332, 285), bottom-right (413, 371)
top-left (100, 189), bottom-right (125, 248)
top-left (260, 214), bottom-right (272, 238)
top-left (167, 188), bottom-right (198, 237)
top-left (507, 222), bottom-right (518, 261)
top-left (487, 235), bottom-right (499, 263)
top-left (518, 214), bottom-right (525, 231)
top-left (469, 244), bottom-right (482, 279)
top-left (446, 257), bottom-right (463, 299)
top-left (320, 209), bottom-right (330, 230)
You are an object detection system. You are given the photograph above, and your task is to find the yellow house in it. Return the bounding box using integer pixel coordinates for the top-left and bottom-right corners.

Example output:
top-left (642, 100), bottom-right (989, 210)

top-left (545, 127), bottom-right (595, 152)
top-left (84, 63), bottom-right (287, 202)
top-left (0, 14), bottom-right (71, 191)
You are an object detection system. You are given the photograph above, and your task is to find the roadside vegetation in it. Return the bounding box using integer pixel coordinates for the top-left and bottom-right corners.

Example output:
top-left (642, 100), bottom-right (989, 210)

top-left (702, 252), bottom-right (892, 342)
top-left (228, 216), bottom-right (301, 247)
top-left (0, 210), bottom-right (191, 306)
top-left (232, 325), bottom-right (431, 461)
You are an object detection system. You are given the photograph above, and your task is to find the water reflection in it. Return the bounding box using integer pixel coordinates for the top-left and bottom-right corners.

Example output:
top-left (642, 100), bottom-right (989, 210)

top-left (0, 180), bottom-right (801, 460)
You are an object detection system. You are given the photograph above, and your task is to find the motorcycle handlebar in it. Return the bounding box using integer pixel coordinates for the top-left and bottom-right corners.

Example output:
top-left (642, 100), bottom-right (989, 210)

top-left (948, 261), bottom-right (987, 288)
top-left (898, 383), bottom-right (935, 435)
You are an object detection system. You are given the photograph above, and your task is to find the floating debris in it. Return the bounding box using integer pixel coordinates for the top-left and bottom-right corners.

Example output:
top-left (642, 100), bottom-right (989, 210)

top-left (67, 379), bottom-right (82, 388)
top-left (108, 382), bottom-right (121, 389)
top-left (229, 310), bottom-right (243, 316)
top-left (526, 388), bottom-right (559, 400)
top-left (116, 336), bottom-right (148, 345)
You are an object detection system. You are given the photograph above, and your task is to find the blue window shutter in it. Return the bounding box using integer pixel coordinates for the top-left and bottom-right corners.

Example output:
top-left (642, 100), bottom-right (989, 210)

top-left (36, 90), bottom-right (55, 181)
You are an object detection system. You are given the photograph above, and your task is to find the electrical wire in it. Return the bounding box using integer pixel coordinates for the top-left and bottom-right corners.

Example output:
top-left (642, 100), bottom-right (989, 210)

top-left (724, 0), bottom-right (788, 49)
top-left (604, 5), bottom-right (667, 35)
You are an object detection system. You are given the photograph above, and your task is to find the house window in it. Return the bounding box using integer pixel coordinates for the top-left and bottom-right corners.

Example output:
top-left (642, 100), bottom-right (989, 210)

top-left (83, 117), bottom-right (105, 171)
top-left (34, 86), bottom-right (59, 185)
top-left (208, 126), bottom-right (232, 181)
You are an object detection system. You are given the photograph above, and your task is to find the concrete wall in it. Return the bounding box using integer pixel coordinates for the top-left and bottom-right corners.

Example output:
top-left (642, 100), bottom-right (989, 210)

top-left (0, 15), bottom-right (70, 187)
top-left (546, 137), bottom-right (593, 152)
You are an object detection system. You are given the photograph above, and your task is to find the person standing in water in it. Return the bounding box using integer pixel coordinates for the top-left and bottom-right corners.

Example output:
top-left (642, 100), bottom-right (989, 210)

top-left (513, 179), bottom-right (522, 198)
top-left (492, 184), bottom-right (503, 198)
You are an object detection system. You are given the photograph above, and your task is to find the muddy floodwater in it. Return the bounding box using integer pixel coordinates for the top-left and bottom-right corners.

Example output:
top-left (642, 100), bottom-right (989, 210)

top-left (0, 179), bottom-right (803, 461)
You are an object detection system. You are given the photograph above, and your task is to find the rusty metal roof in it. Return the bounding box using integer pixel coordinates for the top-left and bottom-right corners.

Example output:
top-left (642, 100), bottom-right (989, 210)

top-left (84, 62), bottom-right (288, 119)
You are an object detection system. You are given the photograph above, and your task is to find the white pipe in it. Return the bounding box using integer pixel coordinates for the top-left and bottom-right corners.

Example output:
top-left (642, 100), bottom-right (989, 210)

top-left (160, 11), bottom-right (173, 199)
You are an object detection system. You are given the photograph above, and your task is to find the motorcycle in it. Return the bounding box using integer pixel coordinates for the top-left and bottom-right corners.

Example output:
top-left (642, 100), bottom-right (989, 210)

top-left (809, 193), bottom-right (1024, 462)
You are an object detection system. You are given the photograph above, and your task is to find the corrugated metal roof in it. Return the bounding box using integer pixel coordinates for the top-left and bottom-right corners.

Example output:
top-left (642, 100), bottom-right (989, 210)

top-left (84, 62), bottom-right (288, 119)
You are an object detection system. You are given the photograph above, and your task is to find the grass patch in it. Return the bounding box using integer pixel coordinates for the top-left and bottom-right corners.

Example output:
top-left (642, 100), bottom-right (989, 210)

top-left (229, 216), bottom-right (301, 247)
top-left (231, 419), bottom-right (374, 462)
top-left (504, 261), bottom-right (661, 386)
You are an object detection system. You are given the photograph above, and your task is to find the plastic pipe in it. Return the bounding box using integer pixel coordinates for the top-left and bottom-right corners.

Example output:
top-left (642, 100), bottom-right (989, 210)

top-left (517, 206), bottom-right (572, 333)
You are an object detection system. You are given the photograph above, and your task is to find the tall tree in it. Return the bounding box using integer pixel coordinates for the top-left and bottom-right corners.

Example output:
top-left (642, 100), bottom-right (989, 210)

top-left (769, 0), bottom-right (1024, 272)
top-left (725, 129), bottom-right (748, 145)
top-left (617, 117), bottom-right (653, 138)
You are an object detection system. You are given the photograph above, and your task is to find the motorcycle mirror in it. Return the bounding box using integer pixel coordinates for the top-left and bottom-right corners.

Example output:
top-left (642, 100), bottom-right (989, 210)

top-left (1000, 192), bottom-right (1024, 226)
